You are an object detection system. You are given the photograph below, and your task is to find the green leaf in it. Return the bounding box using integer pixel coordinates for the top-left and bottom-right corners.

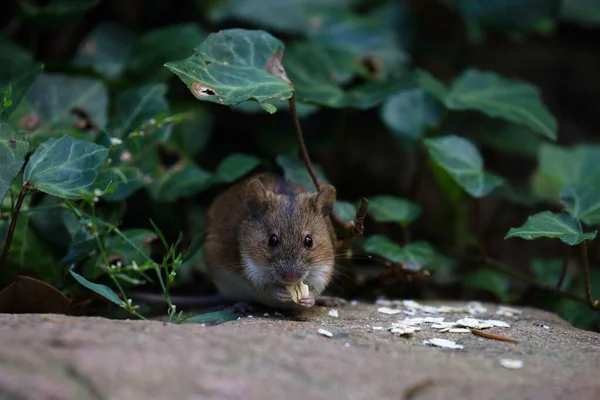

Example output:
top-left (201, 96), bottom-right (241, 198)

top-left (183, 311), bottom-right (239, 324)
top-left (560, 185), bottom-right (600, 226)
top-left (334, 201), bottom-right (357, 222)
top-left (165, 29), bottom-right (293, 113)
top-left (26, 73), bottom-right (108, 131)
top-left (0, 59), bottom-right (43, 119)
top-left (104, 229), bottom-right (157, 266)
top-left (23, 135), bottom-right (109, 199)
top-left (530, 258), bottom-right (573, 288)
top-left (167, 108), bottom-right (213, 158)
top-left (561, 0), bottom-right (600, 27)
top-left (367, 196), bottom-right (421, 226)
top-left (29, 195), bottom-right (78, 249)
top-left (60, 226), bottom-right (97, 266)
top-left (0, 34), bottom-right (32, 62)
top-left (276, 154), bottom-right (329, 190)
top-left (468, 118), bottom-right (543, 159)
top-left (73, 22), bottom-right (134, 79)
top-left (363, 235), bottom-right (437, 266)
top-left (444, 69), bottom-right (557, 140)
top-left (381, 87), bottom-right (443, 139)
top-left (148, 163), bottom-right (213, 202)
top-left (505, 211), bottom-right (597, 245)
top-left (108, 84), bottom-right (170, 139)
top-left (69, 270), bottom-right (123, 306)
top-left (127, 23), bottom-right (207, 82)
top-left (0, 122), bottom-right (28, 203)
top-left (425, 135), bottom-right (504, 198)
top-left (213, 154), bottom-right (261, 184)
top-left (464, 268), bottom-right (515, 303)
top-left (19, 0), bottom-right (101, 28)
top-left (416, 69), bottom-right (449, 102)
top-left (103, 166), bottom-right (147, 202)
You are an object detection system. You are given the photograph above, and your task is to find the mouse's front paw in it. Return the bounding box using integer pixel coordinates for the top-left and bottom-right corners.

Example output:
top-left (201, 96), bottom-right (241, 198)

top-left (273, 287), bottom-right (293, 303)
top-left (298, 293), bottom-right (315, 308)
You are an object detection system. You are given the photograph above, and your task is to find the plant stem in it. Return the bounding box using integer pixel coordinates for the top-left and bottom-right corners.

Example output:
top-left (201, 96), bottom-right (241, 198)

top-left (579, 241), bottom-right (599, 308)
top-left (0, 185), bottom-right (28, 278)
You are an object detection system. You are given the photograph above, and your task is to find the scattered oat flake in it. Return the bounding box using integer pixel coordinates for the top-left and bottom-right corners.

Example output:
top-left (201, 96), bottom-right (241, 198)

top-left (344, 342), bottom-right (351, 347)
top-left (378, 307), bottom-right (402, 315)
top-left (317, 328), bottom-right (333, 338)
top-left (400, 317), bottom-right (423, 326)
top-left (541, 324), bottom-right (549, 329)
top-left (390, 326), bottom-right (420, 335)
top-left (485, 319), bottom-right (510, 328)
top-left (328, 309), bottom-right (339, 318)
top-left (448, 328), bottom-right (471, 333)
top-left (425, 338), bottom-right (464, 349)
top-left (500, 359), bottom-right (523, 369)
top-left (456, 318), bottom-right (480, 328)
top-left (432, 322), bottom-right (456, 329)
top-left (372, 326), bottom-right (384, 331)
top-left (424, 317), bottom-right (445, 323)
top-left (403, 309), bottom-right (417, 316)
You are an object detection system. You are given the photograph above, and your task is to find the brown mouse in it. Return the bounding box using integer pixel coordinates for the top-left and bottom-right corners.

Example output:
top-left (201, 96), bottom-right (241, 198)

top-left (201, 172), bottom-right (337, 309)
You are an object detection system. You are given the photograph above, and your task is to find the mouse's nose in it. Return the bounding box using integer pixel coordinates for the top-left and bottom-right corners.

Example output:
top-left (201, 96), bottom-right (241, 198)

top-left (281, 269), bottom-right (301, 283)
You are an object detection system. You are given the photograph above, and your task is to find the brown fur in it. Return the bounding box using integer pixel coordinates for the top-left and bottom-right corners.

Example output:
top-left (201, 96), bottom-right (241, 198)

top-left (201, 172), bottom-right (337, 308)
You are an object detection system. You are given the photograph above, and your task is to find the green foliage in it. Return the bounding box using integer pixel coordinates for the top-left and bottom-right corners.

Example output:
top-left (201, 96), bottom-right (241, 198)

top-left (505, 211), bottom-right (597, 245)
top-left (366, 196), bottom-right (421, 226)
top-left (464, 268), bottom-right (517, 303)
top-left (69, 270), bottom-right (123, 306)
top-left (0, 122), bottom-right (28, 203)
top-left (381, 88), bottom-right (443, 139)
top-left (364, 235), bottom-right (437, 267)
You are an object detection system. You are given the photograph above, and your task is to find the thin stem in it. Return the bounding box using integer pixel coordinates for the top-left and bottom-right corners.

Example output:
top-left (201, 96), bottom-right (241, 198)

top-left (557, 247), bottom-right (570, 290)
top-left (288, 95), bottom-right (321, 191)
top-left (91, 202), bottom-right (109, 266)
top-left (579, 241), bottom-right (599, 308)
top-left (0, 185), bottom-right (28, 278)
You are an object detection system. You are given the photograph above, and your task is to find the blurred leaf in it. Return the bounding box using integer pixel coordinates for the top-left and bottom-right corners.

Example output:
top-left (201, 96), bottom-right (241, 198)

top-left (213, 153), bottom-right (261, 183)
top-left (425, 135), bottom-right (504, 198)
top-left (24, 135), bottom-right (109, 199)
top-left (167, 108), bottom-right (213, 158)
top-left (530, 258), bottom-right (573, 288)
top-left (29, 196), bottom-right (78, 249)
top-left (148, 163), bottom-right (213, 202)
top-left (363, 235), bottom-right (437, 266)
top-left (464, 268), bottom-right (515, 303)
top-left (208, 0), bottom-right (354, 34)
top-left (74, 22), bottom-right (134, 79)
top-left (561, 0), bottom-right (600, 27)
top-left (103, 166), bottom-right (147, 202)
top-left (505, 211), bottom-right (597, 245)
top-left (19, 0), bottom-right (101, 28)
top-left (60, 225), bottom-right (97, 267)
top-left (560, 185), bottom-right (600, 226)
top-left (2, 213), bottom-right (60, 287)
top-left (381, 87), bottom-right (443, 139)
top-left (26, 73), bottom-right (108, 131)
top-left (0, 34), bottom-right (32, 62)
top-left (444, 69), bottom-right (557, 140)
top-left (276, 153), bottom-right (329, 190)
top-left (108, 84), bottom-right (170, 139)
top-left (184, 311), bottom-right (239, 324)
top-left (104, 229), bottom-right (157, 266)
top-left (531, 143), bottom-right (600, 201)
top-left (165, 29), bottom-right (293, 113)
top-left (367, 196), bottom-right (421, 226)
top-left (334, 201), bottom-right (357, 222)
top-left (417, 69), bottom-right (449, 103)
top-left (127, 23), bottom-right (207, 82)
top-left (0, 276), bottom-right (70, 314)
top-left (69, 270), bottom-right (123, 306)
top-left (231, 98), bottom-right (318, 117)
top-left (0, 122), bottom-right (28, 203)
top-left (0, 221), bottom-right (7, 247)
top-left (0, 60), bottom-right (43, 119)
top-left (469, 119), bottom-right (543, 159)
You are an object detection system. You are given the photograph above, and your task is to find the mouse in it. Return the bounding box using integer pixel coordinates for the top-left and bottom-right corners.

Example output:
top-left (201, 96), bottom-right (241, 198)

top-left (201, 172), bottom-right (337, 310)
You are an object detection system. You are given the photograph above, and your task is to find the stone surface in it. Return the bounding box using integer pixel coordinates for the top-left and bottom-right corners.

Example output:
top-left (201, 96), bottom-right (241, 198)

top-left (0, 300), bottom-right (599, 400)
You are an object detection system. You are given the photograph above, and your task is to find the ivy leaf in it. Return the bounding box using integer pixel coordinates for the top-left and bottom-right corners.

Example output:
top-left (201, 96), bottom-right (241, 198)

top-left (417, 69), bottom-right (449, 103)
top-left (167, 108), bottom-right (213, 158)
top-left (69, 270), bottom-right (123, 306)
top-left (367, 196), bottom-right (421, 226)
top-left (127, 23), bottom-right (207, 82)
top-left (213, 154), bottom-right (261, 184)
top-left (23, 135), bottom-right (109, 199)
top-left (444, 69), bottom-right (557, 140)
top-left (505, 211), bottom-right (597, 245)
top-left (73, 22), bottom-right (134, 79)
top-left (60, 226), bottom-right (97, 267)
top-left (19, 0), bottom-right (101, 29)
top-left (165, 29), bottom-right (293, 113)
top-left (381, 87), bottom-right (443, 139)
top-left (148, 163), bottom-right (213, 202)
top-left (26, 73), bottom-right (108, 131)
top-left (0, 59), bottom-right (43, 119)
top-left (108, 84), bottom-right (170, 139)
top-left (560, 185), bottom-right (600, 226)
top-left (425, 135), bottom-right (504, 198)
top-left (363, 235), bottom-right (437, 266)
top-left (0, 122), bottom-right (28, 203)
top-left (276, 154), bottom-right (329, 190)
top-left (334, 201), bottom-right (357, 222)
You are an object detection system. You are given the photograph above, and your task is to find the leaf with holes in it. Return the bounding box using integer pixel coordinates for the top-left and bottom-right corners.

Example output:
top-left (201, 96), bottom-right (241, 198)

top-left (23, 135), bottom-right (108, 199)
top-left (26, 73), bottom-right (108, 131)
top-left (381, 87), bottom-right (443, 139)
top-left (444, 69), bottom-right (557, 140)
top-left (425, 135), bottom-right (504, 198)
top-left (276, 154), bottom-right (329, 191)
top-left (165, 29), bottom-right (293, 113)
top-left (363, 235), bottom-right (437, 266)
top-left (213, 154), bottom-right (261, 184)
top-left (69, 270), bottom-right (123, 305)
top-left (0, 122), bottom-right (28, 203)
top-left (505, 211), bottom-right (597, 245)
top-left (560, 185), bottom-right (600, 226)
top-left (367, 196), bottom-right (421, 226)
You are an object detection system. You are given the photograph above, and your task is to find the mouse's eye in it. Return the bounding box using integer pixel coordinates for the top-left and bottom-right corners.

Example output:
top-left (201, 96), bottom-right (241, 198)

top-left (304, 235), bottom-right (313, 248)
top-left (268, 234), bottom-right (279, 247)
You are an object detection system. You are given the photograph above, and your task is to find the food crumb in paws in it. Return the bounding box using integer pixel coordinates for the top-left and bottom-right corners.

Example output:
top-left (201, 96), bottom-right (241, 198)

top-left (287, 282), bottom-right (310, 304)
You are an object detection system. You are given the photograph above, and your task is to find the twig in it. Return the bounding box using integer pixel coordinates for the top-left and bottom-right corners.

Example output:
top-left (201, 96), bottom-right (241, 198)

top-left (0, 185), bottom-right (29, 278)
top-left (557, 247), bottom-right (570, 290)
top-left (471, 329), bottom-right (517, 343)
top-left (579, 241), bottom-right (599, 308)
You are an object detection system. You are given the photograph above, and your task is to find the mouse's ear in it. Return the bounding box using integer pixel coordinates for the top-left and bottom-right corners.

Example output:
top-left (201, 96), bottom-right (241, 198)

top-left (246, 178), bottom-right (270, 214)
top-left (314, 185), bottom-right (336, 216)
